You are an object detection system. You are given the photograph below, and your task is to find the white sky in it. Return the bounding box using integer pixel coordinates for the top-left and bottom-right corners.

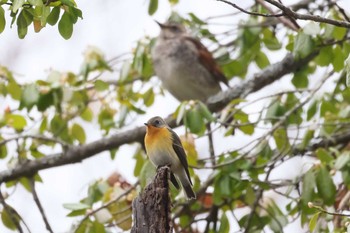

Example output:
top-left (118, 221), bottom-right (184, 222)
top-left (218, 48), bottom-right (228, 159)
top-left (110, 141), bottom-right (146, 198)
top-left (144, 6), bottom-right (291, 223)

top-left (0, 0), bottom-right (349, 233)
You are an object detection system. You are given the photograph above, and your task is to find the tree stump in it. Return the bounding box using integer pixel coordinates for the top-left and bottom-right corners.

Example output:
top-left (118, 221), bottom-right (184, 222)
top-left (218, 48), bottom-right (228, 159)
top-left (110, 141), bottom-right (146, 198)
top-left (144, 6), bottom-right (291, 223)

top-left (131, 166), bottom-right (172, 233)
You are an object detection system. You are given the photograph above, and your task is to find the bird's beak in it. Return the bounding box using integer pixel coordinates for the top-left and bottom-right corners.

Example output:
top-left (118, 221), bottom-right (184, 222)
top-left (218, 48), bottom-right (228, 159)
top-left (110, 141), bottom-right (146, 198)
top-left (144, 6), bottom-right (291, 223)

top-left (144, 123), bottom-right (148, 126)
top-left (154, 20), bottom-right (165, 28)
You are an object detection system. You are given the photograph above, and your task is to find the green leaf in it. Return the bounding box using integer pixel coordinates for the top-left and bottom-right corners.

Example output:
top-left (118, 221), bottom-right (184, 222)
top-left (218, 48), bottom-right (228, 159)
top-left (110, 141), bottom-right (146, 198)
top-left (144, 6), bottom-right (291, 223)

top-left (66, 209), bottom-right (86, 217)
top-left (185, 108), bottom-right (205, 134)
top-left (63, 203), bottom-right (90, 211)
top-left (262, 28), bottom-right (281, 50)
top-left (71, 123), bottom-right (86, 144)
top-left (20, 84), bottom-right (40, 110)
top-left (80, 107), bottom-right (93, 122)
top-left (265, 99), bottom-right (285, 123)
top-left (197, 101), bottom-right (215, 122)
top-left (28, 0), bottom-right (43, 6)
top-left (12, 0), bottom-right (24, 13)
top-left (273, 127), bottom-right (291, 153)
top-left (309, 212), bottom-right (320, 232)
top-left (37, 91), bottom-right (54, 111)
top-left (58, 12), bottom-right (73, 39)
top-left (0, 7), bottom-right (5, 33)
top-left (332, 26), bottom-right (346, 40)
top-left (307, 100), bottom-right (318, 121)
top-left (299, 130), bottom-right (314, 150)
top-left (50, 114), bottom-right (67, 135)
top-left (315, 46), bottom-right (333, 67)
top-left (94, 80), bottom-right (109, 91)
top-left (255, 51), bottom-right (270, 69)
top-left (316, 166), bottom-right (336, 205)
top-left (7, 81), bottom-right (21, 100)
top-left (346, 53), bottom-right (350, 87)
top-left (320, 100), bottom-right (337, 116)
top-left (148, 0), bottom-right (158, 15)
top-left (60, 0), bottom-right (75, 7)
top-left (301, 169), bottom-right (316, 204)
top-left (293, 32), bottom-right (314, 59)
top-left (244, 185), bottom-right (256, 206)
top-left (40, 6), bottom-right (51, 27)
top-left (334, 153), bottom-right (350, 170)
top-left (139, 160), bottom-right (155, 188)
top-left (143, 88), bottom-right (155, 107)
top-left (5, 114), bottom-right (27, 131)
top-left (1, 206), bottom-right (20, 230)
top-left (17, 10), bottom-right (29, 39)
top-left (47, 7), bottom-right (60, 26)
top-left (0, 143), bottom-right (7, 158)
top-left (292, 71), bottom-right (308, 88)
top-left (332, 45), bottom-right (344, 72)
top-left (315, 148), bottom-right (333, 164)
top-left (218, 212), bottom-right (230, 233)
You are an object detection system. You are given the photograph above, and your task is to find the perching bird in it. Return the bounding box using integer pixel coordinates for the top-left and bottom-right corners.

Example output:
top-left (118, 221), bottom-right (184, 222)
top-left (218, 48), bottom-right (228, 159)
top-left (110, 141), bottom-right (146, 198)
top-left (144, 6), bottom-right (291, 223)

top-left (152, 21), bottom-right (228, 102)
top-left (144, 116), bottom-right (196, 199)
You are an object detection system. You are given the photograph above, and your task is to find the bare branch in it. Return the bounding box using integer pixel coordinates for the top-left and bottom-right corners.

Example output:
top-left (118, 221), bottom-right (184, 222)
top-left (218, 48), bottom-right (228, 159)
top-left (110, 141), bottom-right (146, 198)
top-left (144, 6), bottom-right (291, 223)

top-left (264, 0), bottom-right (350, 28)
top-left (256, 0), bottom-right (300, 31)
top-left (218, 0), bottom-right (350, 28)
top-left (29, 178), bottom-right (54, 233)
top-left (216, 0), bottom-right (284, 17)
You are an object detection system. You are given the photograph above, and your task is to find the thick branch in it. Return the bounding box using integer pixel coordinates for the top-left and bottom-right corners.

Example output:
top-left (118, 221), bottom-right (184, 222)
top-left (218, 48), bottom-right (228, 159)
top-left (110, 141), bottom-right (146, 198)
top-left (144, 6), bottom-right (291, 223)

top-left (131, 166), bottom-right (172, 233)
top-left (0, 52), bottom-right (317, 183)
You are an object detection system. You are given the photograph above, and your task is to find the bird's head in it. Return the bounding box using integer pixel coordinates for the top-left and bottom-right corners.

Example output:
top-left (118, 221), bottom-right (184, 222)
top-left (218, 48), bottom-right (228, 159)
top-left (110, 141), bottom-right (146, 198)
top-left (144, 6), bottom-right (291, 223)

top-left (144, 116), bottom-right (167, 129)
top-left (155, 21), bottom-right (187, 39)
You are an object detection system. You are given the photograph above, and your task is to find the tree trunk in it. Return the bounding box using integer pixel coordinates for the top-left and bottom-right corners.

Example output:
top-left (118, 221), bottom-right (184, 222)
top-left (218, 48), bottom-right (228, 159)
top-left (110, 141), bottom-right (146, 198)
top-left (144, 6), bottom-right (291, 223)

top-left (131, 166), bottom-right (172, 233)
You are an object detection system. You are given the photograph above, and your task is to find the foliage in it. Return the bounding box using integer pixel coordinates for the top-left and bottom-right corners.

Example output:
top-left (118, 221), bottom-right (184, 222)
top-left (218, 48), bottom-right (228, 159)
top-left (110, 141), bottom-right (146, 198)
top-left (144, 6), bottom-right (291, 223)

top-left (1, 0), bottom-right (350, 232)
top-left (0, 0), bottom-right (82, 39)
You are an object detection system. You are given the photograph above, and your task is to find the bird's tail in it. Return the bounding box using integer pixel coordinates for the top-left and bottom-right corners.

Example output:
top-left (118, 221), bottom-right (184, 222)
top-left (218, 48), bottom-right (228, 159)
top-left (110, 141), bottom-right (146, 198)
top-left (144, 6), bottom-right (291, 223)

top-left (178, 170), bottom-right (196, 200)
top-left (183, 184), bottom-right (196, 199)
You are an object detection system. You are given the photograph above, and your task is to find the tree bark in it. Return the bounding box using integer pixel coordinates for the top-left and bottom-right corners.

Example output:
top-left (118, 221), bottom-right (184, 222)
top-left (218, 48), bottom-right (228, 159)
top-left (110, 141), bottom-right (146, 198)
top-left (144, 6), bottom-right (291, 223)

top-left (131, 166), bottom-right (172, 233)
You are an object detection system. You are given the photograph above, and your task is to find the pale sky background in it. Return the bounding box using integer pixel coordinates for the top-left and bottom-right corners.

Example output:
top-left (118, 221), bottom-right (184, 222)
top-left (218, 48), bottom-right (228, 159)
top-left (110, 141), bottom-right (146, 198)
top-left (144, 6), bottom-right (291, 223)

top-left (0, 0), bottom-right (349, 232)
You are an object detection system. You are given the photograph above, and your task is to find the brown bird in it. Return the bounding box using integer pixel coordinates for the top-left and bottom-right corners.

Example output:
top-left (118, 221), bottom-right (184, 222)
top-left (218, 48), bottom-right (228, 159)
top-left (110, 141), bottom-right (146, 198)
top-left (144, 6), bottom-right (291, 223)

top-left (152, 21), bottom-right (228, 102)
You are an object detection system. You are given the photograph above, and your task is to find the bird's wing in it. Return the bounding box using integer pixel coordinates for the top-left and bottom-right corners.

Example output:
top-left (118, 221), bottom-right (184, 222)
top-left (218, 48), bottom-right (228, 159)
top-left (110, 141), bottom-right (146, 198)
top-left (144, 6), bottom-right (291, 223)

top-left (170, 172), bottom-right (180, 189)
top-left (169, 128), bottom-right (193, 185)
top-left (184, 36), bottom-right (228, 86)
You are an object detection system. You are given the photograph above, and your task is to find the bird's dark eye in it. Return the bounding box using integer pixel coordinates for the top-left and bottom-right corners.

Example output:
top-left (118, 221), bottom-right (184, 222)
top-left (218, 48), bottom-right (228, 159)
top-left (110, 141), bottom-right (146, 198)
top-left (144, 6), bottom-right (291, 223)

top-left (154, 119), bottom-right (160, 126)
top-left (170, 25), bottom-right (180, 32)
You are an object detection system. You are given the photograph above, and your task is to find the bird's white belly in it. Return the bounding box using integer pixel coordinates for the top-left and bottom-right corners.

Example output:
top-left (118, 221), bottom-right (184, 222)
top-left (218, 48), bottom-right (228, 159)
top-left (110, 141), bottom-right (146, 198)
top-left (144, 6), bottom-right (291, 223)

top-left (148, 147), bottom-right (181, 172)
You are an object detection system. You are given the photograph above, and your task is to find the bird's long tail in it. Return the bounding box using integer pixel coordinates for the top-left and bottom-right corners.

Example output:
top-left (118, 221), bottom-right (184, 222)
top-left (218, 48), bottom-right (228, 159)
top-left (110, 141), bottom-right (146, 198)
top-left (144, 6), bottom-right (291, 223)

top-left (178, 170), bottom-right (196, 199)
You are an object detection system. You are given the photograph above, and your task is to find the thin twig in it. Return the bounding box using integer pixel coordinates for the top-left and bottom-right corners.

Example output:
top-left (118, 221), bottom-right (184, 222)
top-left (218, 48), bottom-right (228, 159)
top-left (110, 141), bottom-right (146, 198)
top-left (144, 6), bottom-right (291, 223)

top-left (216, 0), bottom-right (284, 17)
top-left (264, 0), bottom-right (350, 28)
top-left (29, 178), bottom-right (54, 233)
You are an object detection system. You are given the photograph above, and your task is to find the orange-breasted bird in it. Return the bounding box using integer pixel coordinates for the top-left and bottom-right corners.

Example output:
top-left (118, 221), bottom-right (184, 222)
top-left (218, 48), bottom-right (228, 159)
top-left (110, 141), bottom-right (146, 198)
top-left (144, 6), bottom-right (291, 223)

top-left (144, 116), bottom-right (196, 199)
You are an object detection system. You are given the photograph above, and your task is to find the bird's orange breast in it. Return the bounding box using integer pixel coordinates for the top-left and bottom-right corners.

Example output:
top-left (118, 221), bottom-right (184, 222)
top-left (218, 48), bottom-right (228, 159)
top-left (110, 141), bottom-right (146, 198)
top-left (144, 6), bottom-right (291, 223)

top-left (145, 125), bottom-right (172, 152)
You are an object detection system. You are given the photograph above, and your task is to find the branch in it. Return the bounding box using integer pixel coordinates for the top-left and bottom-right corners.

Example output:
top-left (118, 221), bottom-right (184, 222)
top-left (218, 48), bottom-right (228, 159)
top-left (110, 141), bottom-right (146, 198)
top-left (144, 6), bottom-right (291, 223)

top-left (219, 0), bottom-right (350, 29)
top-left (131, 166), bottom-right (172, 233)
top-left (263, 0), bottom-right (350, 28)
top-left (29, 178), bottom-right (53, 233)
top-left (216, 0), bottom-right (284, 17)
top-left (0, 52), bottom-right (318, 184)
